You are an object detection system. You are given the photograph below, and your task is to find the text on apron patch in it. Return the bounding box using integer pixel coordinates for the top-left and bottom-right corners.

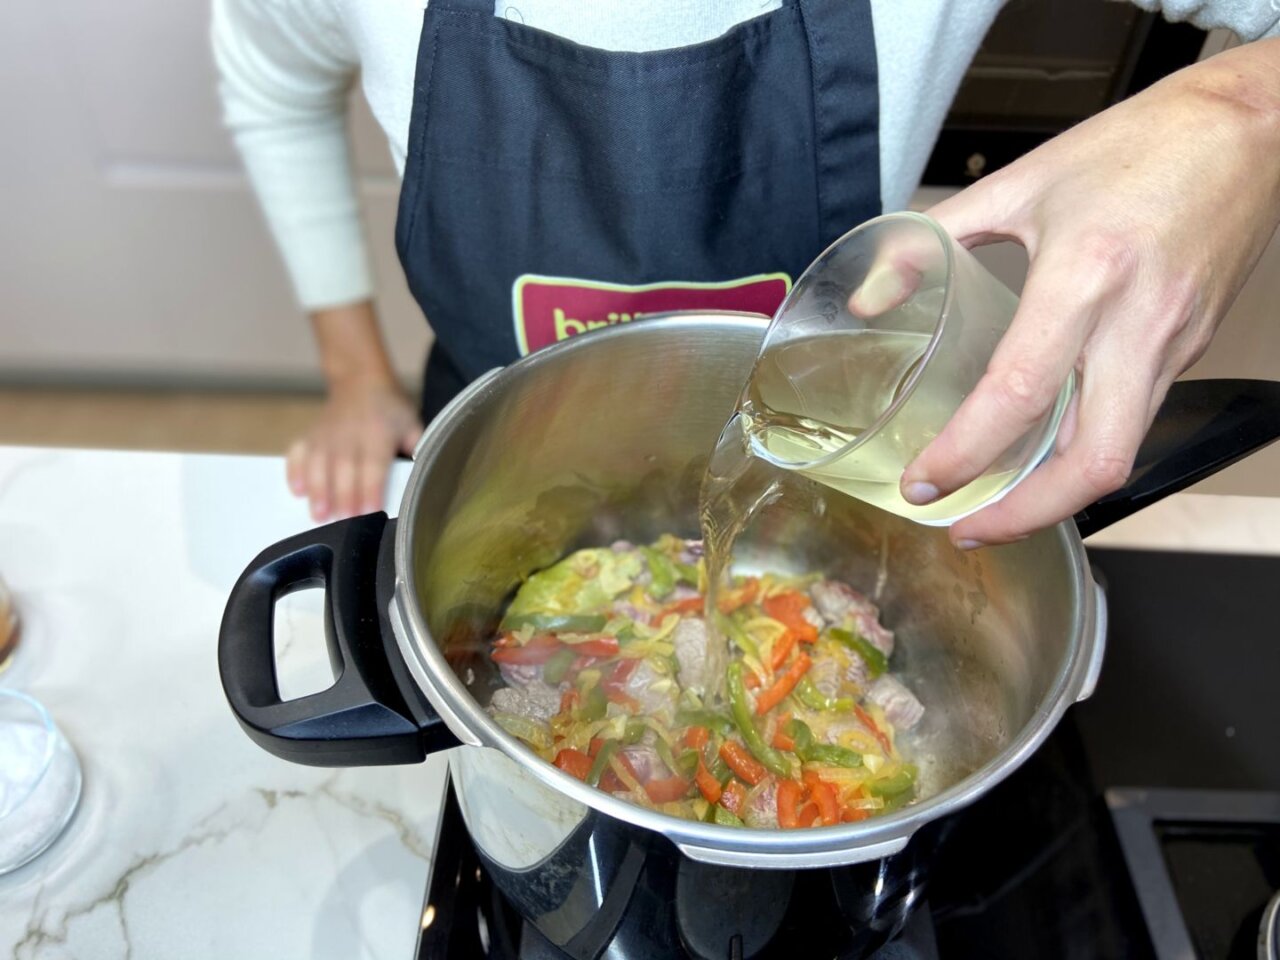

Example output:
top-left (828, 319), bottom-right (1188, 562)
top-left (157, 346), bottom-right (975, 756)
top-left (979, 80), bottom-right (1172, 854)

top-left (511, 273), bottom-right (792, 356)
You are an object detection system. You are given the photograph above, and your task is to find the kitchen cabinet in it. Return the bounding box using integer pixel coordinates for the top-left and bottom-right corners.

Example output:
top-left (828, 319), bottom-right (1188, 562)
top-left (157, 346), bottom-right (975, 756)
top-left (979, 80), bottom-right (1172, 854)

top-left (0, 0), bottom-right (428, 387)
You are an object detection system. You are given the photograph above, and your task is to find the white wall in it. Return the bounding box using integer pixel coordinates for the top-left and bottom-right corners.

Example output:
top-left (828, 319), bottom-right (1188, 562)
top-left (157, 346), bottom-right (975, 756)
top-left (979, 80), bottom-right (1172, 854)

top-left (0, 0), bottom-right (429, 389)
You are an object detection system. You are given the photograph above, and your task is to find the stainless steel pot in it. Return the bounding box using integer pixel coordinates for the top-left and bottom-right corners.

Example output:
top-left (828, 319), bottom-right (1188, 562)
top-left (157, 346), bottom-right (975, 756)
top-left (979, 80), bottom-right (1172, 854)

top-left (393, 315), bottom-right (1105, 870)
top-left (219, 313), bottom-right (1280, 954)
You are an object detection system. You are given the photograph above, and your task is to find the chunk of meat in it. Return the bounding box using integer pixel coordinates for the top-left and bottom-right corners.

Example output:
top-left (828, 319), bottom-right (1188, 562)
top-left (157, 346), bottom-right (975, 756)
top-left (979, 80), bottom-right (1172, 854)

top-left (610, 600), bottom-right (650, 623)
top-left (814, 716), bottom-right (862, 746)
top-left (677, 539), bottom-right (704, 565)
top-left (808, 655), bottom-right (843, 700)
top-left (489, 682), bottom-right (562, 724)
top-left (866, 676), bottom-right (925, 731)
top-left (809, 580), bottom-right (894, 657)
top-left (672, 617), bottom-right (711, 693)
top-left (499, 662), bottom-right (550, 690)
top-left (855, 616), bottom-right (893, 657)
top-left (844, 656), bottom-right (869, 691)
top-left (742, 779), bottom-right (779, 829)
top-left (620, 744), bottom-right (664, 783)
top-left (622, 659), bottom-right (678, 720)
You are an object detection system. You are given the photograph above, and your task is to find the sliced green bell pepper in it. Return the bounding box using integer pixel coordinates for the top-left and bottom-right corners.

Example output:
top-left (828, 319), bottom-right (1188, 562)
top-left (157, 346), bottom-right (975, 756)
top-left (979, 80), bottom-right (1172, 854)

top-left (793, 676), bottom-right (854, 712)
top-left (542, 647), bottom-right (577, 685)
top-left (640, 546), bottom-right (677, 599)
top-left (713, 805), bottom-right (745, 827)
top-left (829, 627), bottom-right (887, 678)
top-left (726, 661), bottom-right (791, 778)
top-left (586, 740), bottom-right (619, 787)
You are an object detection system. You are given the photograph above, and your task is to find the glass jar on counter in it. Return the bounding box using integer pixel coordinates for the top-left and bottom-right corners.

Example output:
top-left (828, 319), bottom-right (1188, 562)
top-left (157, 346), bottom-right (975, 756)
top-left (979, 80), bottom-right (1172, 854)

top-left (0, 690), bottom-right (82, 873)
top-left (0, 572), bottom-right (18, 676)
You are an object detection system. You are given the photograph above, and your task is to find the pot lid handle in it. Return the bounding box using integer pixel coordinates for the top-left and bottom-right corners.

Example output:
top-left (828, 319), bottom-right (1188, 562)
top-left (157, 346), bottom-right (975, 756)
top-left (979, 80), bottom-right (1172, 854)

top-left (1074, 379), bottom-right (1280, 539)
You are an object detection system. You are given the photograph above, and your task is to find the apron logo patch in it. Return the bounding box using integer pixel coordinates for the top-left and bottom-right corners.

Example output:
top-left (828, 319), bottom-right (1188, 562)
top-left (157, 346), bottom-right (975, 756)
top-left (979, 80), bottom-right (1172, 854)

top-left (511, 273), bottom-right (791, 356)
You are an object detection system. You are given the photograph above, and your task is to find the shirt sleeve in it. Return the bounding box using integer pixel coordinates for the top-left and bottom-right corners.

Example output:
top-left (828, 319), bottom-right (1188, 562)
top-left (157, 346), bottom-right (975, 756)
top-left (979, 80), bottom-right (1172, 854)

top-left (212, 0), bottom-right (374, 311)
top-left (1119, 0), bottom-right (1280, 40)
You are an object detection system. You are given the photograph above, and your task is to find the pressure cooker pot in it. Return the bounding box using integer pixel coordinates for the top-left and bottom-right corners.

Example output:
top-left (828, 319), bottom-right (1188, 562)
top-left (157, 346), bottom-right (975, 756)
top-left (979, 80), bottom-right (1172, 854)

top-left (219, 313), bottom-right (1280, 959)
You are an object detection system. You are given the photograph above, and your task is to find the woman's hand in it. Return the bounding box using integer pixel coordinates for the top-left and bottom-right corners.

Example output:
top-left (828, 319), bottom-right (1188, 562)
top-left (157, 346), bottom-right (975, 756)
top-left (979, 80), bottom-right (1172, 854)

top-left (286, 378), bottom-right (421, 521)
top-left (901, 38), bottom-right (1280, 549)
top-left (285, 301), bottom-right (423, 521)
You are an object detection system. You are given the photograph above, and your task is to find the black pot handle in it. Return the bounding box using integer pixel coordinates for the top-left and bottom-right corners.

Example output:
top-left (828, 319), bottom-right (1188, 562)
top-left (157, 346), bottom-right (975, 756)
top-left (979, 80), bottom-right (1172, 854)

top-left (218, 512), bottom-right (458, 766)
top-left (1074, 379), bottom-right (1280, 539)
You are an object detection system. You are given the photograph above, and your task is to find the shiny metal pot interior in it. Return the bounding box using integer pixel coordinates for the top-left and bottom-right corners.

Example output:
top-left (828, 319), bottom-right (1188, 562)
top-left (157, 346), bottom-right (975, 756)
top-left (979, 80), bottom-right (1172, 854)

top-left (387, 312), bottom-right (1105, 870)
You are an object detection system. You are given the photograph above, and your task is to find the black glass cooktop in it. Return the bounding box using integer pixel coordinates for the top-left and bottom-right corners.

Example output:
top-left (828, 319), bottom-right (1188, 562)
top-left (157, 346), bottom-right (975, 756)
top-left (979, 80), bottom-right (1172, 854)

top-left (416, 549), bottom-right (1280, 960)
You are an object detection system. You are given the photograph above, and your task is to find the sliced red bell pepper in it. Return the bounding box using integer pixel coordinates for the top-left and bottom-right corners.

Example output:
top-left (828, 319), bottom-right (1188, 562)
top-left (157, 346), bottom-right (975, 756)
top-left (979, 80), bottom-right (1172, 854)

top-left (554, 748), bottom-right (593, 781)
top-left (771, 727), bottom-right (796, 752)
top-left (719, 741), bottom-right (767, 786)
top-left (777, 779), bottom-right (804, 829)
top-left (603, 658), bottom-right (641, 711)
top-left (645, 775), bottom-right (692, 804)
top-left (720, 779), bottom-right (748, 817)
top-left (683, 725), bottom-right (709, 750)
top-left (854, 703), bottom-right (893, 755)
top-left (804, 774), bottom-right (839, 826)
top-left (763, 591), bottom-right (818, 644)
top-left (717, 577), bottom-right (760, 614)
top-left (769, 629), bottom-right (798, 670)
top-left (796, 801), bottom-right (820, 828)
top-left (663, 596), bottom-right (705, 616)
top-left (694, 758), bottom-right (722, 804)
top-left (568, 636), bottom-right (620, 658)
top-left (755, 652), bottom-right (813, 715)
top-left (490, 634), bottom-right (562, 664)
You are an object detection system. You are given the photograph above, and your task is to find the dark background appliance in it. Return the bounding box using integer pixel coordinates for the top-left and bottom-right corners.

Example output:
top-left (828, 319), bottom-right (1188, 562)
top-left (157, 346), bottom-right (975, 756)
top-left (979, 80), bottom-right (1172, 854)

top-left (923, 0), bottom-right (1210, 185)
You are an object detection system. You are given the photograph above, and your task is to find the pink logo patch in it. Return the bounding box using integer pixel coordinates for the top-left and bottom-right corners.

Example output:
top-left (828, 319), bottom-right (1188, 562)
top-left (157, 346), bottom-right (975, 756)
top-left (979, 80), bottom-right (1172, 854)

top-left (512, 273), bottom-right (791, 356)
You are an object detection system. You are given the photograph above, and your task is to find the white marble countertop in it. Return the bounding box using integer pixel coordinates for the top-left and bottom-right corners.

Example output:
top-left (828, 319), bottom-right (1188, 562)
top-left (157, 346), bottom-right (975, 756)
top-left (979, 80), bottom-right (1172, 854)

top-left (1, 445), bottom-right (1277, 959)
top-left (0, 447), bottom-right (445, 960)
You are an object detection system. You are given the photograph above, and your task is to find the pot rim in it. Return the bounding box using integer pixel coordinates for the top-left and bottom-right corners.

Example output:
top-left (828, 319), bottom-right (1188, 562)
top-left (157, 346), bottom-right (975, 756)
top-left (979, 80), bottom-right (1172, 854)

top-left (392, 312), bottom-right (1100, 864)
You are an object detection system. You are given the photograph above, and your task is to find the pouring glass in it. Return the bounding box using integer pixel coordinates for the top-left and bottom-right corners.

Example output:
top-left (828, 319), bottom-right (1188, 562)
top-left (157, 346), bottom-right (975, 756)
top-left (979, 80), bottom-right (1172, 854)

top-left (738, 211), bottom-right (1074, 525)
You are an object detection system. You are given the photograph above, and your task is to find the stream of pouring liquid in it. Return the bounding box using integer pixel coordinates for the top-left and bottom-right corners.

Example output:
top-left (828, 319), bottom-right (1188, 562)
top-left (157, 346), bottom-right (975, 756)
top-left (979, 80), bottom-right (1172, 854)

top-left (696, 329), bottom-right (940, 702)
top-left (697, 415), bottom-right (782, 702)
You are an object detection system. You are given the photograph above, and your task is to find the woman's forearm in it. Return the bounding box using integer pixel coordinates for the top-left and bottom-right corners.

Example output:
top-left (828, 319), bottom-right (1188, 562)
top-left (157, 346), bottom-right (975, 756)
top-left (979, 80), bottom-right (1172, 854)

top-left (310, 300), bottom-right (399, 393)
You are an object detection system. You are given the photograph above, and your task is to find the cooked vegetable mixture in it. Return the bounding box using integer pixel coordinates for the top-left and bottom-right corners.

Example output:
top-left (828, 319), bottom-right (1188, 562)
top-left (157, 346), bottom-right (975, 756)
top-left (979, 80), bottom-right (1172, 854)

top-left (488, 535), bottom-right (925, 828)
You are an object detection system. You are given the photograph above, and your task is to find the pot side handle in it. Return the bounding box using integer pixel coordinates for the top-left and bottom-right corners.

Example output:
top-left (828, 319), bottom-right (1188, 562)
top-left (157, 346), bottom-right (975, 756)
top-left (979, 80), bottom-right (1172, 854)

top-left (218, 512), bottom-right (457, 766)
top-left (1074, 379), bottom-right (1280, 539)
top-left (1075, 581), bottom-right (1109, 704)
top-left (676, 835), bottom-right (910, 869)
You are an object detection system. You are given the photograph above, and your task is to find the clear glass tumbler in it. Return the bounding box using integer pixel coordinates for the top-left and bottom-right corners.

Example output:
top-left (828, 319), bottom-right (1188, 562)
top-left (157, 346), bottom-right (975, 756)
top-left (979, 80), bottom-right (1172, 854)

top-left (0, 690), bottom-right (83, 874)
top-left (743, 211), bottom-right (1073, 525)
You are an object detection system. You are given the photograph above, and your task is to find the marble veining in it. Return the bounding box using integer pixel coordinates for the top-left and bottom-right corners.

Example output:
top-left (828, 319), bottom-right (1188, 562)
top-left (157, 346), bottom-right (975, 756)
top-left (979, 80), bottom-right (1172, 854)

top-left (0, 448), bottom-right (442, 960)
top-left (11, 772), bottom-right (441, 960)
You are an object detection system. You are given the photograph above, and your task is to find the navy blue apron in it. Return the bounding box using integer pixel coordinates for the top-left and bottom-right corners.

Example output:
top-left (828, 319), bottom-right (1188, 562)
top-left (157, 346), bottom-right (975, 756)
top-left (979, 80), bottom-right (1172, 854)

top-left (396, 0), bottom-right (881, 422)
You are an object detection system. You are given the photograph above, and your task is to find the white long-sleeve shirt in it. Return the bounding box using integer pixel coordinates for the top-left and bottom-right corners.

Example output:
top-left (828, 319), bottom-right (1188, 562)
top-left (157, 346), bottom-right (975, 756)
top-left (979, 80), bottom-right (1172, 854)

top-left (212, 0), bottom-right (1280, 311)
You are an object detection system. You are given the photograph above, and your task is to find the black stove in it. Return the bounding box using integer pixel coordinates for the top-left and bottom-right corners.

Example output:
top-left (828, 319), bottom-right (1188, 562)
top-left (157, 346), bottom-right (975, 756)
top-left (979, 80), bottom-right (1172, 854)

top-left (416, 549), bottom-right (1280, 960)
